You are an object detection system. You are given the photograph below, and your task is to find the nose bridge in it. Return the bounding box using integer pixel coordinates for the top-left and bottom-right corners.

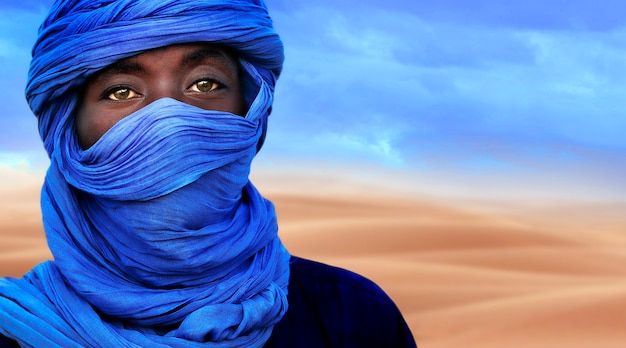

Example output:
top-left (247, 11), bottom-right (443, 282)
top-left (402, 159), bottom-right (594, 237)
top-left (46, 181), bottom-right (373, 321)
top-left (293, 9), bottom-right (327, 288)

top-left (146, 72), bottom-right (183, 103)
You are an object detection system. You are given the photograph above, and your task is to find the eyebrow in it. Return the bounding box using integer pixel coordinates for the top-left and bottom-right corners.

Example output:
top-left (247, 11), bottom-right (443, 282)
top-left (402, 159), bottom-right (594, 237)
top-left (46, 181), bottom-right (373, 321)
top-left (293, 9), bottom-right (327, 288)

top-left (96, 61), bottom-right (145, 79)
top-left (92, 47), bottom-right (235, 82)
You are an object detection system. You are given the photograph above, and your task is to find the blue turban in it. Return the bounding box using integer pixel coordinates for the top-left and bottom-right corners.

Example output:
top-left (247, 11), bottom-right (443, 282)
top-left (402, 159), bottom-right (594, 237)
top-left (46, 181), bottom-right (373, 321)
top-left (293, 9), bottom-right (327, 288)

top-left (0, 0), bottom-right (290, 347)
top-left (28, 0), bottom-right (283, 155)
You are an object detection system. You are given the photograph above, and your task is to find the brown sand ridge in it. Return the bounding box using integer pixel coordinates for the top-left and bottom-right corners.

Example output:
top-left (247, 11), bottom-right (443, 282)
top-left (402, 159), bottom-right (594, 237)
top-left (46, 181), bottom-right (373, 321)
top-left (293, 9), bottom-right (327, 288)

top-left (0, 168), bottom-right (51, 277)
top-left (266, 192), bottom-right (626, 348)
top-left (2, 170), bottom-right (626, 347)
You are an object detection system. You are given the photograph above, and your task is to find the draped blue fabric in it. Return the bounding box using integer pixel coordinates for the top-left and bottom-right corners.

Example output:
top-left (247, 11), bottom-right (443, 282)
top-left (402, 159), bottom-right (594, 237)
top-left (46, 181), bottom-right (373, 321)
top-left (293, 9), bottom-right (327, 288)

top-left (0, 0), bottom-right (290, 347)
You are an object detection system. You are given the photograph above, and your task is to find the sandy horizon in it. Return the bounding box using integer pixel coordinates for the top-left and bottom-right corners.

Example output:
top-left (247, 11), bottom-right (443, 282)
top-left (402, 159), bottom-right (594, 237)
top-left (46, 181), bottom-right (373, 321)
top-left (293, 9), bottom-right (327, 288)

top-left (2, 170), bottom-right (626, 347)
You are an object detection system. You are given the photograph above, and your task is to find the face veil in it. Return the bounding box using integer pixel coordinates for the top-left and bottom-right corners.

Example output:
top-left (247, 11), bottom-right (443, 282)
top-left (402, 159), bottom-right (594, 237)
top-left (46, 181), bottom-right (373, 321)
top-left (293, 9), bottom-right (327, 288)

top-left (0, 1), bottom-right (290, 347)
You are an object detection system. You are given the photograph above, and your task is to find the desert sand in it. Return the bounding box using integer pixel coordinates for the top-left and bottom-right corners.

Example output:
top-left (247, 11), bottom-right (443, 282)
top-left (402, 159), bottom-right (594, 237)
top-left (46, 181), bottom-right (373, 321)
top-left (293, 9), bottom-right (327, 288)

top-left (2, 170), bottom-right (626, 347)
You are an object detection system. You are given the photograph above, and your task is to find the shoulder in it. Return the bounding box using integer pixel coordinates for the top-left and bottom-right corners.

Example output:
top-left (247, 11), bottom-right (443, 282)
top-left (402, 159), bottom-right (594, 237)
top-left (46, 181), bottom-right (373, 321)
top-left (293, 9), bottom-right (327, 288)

top-left (287, 256), bottom-right (395, 307)
top-left (265, 256), bottom-right (417, 348)
top-left (290, 256), bottom-right (382, 288)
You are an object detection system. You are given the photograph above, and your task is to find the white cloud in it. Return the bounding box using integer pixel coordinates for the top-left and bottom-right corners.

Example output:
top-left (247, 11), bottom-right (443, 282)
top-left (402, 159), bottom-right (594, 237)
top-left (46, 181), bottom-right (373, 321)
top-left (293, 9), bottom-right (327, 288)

top-left (268, 0), bottom-right (626, 181)
top-left (0, 152), bottom-right (49, 173)
top-left (0, 153), bottom-right (30, 170)
top-left (0, 39), bottom-right (19, 58)
top-left (314, 131), bottom-right (404, 167)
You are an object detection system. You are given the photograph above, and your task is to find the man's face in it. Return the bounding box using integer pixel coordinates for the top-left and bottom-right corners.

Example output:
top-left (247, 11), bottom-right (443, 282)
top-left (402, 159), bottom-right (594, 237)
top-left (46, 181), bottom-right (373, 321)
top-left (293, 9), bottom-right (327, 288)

top-left (76, 43), bottom-right (246, 149)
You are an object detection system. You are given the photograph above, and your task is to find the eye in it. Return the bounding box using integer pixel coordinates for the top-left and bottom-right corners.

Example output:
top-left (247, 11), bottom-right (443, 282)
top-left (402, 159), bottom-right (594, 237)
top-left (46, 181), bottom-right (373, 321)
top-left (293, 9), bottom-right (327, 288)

top-left (105, 86), bottom-right (139, 101)
top-left (189, 79), bottom-right (222, 93)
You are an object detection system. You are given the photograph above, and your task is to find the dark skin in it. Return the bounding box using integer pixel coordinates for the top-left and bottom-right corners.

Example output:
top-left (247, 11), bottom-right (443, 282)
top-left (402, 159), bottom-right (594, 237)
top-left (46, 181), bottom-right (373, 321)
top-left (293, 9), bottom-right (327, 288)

top-left (76, 43), bottom-right (246, 149)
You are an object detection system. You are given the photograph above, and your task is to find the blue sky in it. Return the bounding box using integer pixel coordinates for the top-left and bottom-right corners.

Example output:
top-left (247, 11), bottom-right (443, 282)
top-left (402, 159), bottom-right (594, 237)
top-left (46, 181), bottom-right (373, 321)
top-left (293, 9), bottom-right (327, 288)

top-left (1, 0), bottom-right (625, 200)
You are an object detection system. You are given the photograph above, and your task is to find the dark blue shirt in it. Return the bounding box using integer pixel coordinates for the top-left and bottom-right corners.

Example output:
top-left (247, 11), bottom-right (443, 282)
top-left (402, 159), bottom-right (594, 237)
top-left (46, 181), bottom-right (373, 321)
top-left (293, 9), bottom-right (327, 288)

top-left (0, 257), bottom-right (416, 347)
top-left (266, 257), bottom-right (416, 347)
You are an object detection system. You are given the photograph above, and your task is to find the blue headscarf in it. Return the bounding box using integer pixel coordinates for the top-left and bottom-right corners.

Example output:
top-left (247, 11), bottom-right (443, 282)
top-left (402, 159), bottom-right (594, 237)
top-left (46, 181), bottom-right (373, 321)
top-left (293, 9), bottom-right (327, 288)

top-left (0, 0), bottom-right (290, 347)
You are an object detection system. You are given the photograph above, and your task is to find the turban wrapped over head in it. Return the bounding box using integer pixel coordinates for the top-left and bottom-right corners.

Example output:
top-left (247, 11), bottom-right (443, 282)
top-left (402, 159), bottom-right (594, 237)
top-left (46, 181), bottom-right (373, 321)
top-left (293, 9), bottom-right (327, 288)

top-left (0, 1), bottom-right (291, 347)
top-left (27, 0), bottom-right (284, 155)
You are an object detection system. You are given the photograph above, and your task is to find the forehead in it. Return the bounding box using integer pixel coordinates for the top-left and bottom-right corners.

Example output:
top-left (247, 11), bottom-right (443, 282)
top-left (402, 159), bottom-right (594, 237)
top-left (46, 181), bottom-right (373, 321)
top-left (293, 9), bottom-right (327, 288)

top-left (93, 43), bottom-right (240, 78)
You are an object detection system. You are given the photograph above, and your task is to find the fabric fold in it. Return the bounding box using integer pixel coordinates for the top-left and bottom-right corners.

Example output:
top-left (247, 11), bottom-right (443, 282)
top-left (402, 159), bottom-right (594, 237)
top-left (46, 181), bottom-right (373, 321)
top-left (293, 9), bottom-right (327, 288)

top-left (1, 0), bottom-right (290, 347)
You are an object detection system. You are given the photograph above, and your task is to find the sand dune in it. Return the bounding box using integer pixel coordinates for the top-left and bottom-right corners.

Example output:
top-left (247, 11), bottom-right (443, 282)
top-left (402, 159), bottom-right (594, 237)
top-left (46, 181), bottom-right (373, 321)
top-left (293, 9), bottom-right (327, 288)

top-left (266, 192), bottom-right (626, 348)
top-left (2, 177), bottom-right (626, 347)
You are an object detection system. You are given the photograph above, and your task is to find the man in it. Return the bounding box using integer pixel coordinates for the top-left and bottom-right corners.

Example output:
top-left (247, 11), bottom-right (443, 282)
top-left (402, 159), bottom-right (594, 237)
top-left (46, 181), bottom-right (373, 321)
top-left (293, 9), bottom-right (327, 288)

top-left (0, 0), bottom-right (416, 346)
